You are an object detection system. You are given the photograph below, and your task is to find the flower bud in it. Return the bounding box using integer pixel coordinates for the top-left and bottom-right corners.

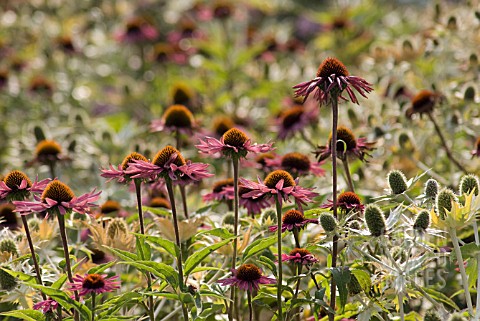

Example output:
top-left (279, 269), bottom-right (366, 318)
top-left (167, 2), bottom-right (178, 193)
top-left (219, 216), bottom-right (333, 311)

top-left (347, 274), bottom-right (362, 296)
top-left (387, 170), bottom-right (408, 194)
top-left (319, 213), bottom-right (336, 232)
top-left (364, 204), bottom-right (386, 236)
top-left (414, 210), bottom-right (430, 232)
top-left (349, 220), bottom-right (361, 230)
top-left (0, 239), bottom-right (18, 257)
top-left (459, 174), bottom-right (479, 196)
top-left (261, 209), bottom-right (277, 225)
top-left (0, 268), bottom-right (17, 290)
top-left (435, 189), bottom-right (458, 220)
top-left (424, 309), bottom-right (441, 321)
top-left (424, 179), bottom-right (439, 199)
top-left (222, 213), bottom-right (235, 226)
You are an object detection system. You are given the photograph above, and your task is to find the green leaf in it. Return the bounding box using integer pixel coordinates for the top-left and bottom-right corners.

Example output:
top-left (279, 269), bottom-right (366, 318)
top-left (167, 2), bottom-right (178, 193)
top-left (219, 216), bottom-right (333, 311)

top-left (51, 275), bottom-right (68, 290)
top-left (197, 228), bottom-right (234, 240)
top-left (184, 237), bottom-right (234, 276)
top-left (460, 243), bottom-right (480, 260)
top-left (331, 267), bottom-right (351, 312)
top-left (105, 247), bottom-right (138, 262)
top-left (422, 287), bottom-right (460, 310)
top-left (143, 206), bottom-right (171, 217)
top-left (136, 235), bottom-right (151, 260)
top-left (120, 261), bottom-right (178, 288)
top-left (350, 269), bottom-right (371, 291)
top-left (0, 267), bottom-right (36, 284)
top-left (88, 261), bottom-right (117, 275)
top-left (134, 233), bottom-right (179, 258)
top-left (1, 310), bottom-right (46, 321)
top-left (258, 255), bottom-right (277, 277)
top-left (242, 236), bottom-right (277, 261)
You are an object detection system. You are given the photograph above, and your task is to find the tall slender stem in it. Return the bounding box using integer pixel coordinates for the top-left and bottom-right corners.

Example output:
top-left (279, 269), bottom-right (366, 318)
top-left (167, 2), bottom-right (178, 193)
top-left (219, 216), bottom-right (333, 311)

top-left (175, 130), bottom-right (189, 219)
top-left (248, 291), bottom-right (253, 321)
top-left (48, 161), bottom-right (56, 178)
top-left (450, 228), bottom-right (474, 316)
top-left (293, 228), bottom-right (300, 248)
top-left (228, 157), bottom-right (239, 321)
top-left (134, 180), bottom-right (155, 321)
top-left (427, 112), bottom-right (467, 174)
top-left (166, 179), bottom-right (189, 321)
top-left (341, 158), bottom-right (355, 192)
top-left (287, 264), bottom-right (302, 321)
top-left (329, 97), bottom-right (339, 321)
top-left (91, 293), bottom-right (96, 321)
top-left (57, 214), bottom-right (79, 321)
top-left (21, 215), bottom-right (46, 300)
top-left (275, 196), bottom-right (284, 321)
top-left (473, 221), bottom-right (480, 320)
top-left (398, 291), bottom-right (404, 321)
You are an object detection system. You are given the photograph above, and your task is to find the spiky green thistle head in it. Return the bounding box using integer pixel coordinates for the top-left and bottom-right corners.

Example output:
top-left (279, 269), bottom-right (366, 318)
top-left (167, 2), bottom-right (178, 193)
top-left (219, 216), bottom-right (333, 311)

top-left (423, 309), bottom-right (441, 321)
top-left (0, 239), bottom-right (18, 257)
top-left (459, 174), bottom-right (479, 196)
top-left (0, 268), bottom-right (17, 291)
top-left (364, 204), bottom-right (386, 236)
top-left (260, 209), bottom-right (277, 225)
top-left (435, 189), bottom-right (458, 220)
top-left (387, 170), bottom-right (408, 194)
top-left (414, 210), bottom-right (430, 232)
top-left (424, 179), bottom-right (439, 199)
top-left (319, 213), bottom-right (336, 232)
top-left (347, 274), bottom-right (362, 296)
top-left (222, 213), bottom-right (235, 226)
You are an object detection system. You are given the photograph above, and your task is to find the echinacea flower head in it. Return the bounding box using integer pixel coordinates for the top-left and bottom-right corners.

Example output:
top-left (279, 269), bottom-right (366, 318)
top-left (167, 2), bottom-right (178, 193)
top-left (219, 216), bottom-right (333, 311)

top-left (321, 191), bottom-right (364, 212)
top-left (29, 76), bottom-right (54, 96)
top-left (35, 140), bottom-right (62, 162)
top-left (212, 116), bottom-right (235, 137)
top-left (149, 197), bottom-right (171, 209)
top-left (240, 170), bottom-right (318, 208)
top-left (0, 170), bottom-right (50, 201)
top-left (238, 186), bottom-right (272, 215)
top-left (68, 273), bottom-right (120, 296)
top-left (293, 57), bottom-right (373, 105)
top-left (126, 145), bottom-right (213, 184)
top-left (100, 200), bottom-right (121, 214)
top-left (217, 263), bottom-right (275, 292)
top-left (170, 83), bottom-right (195, 107)
top-left (277, 105), bottom-right (319, 140)
top-left (265, 152), bottom-right (325, 177)
top-left (101, 152), bottom-right (148, 184)
top-left (281, 248), bottom-right (318, 265)
top-left (203, 178), bottom-right (234, 202)
top-left (471, 137), bottom-right (480, 158)
top-left (13, 180), bottom-right (101, 217)
top-left (33, 298), bottom-right (59, 314)
top-left (150, 104), bottom-right (196, 134)
top-left (405, 90), bottom-right (439, 119)
top-left (196, 128), bottom-right (274, 159)
top-left (116, 16), bottom-right (158, 43)
top-left (315, 126), bottom-right (375, 162)
top-left (269, 209), bottom-right (318, 232)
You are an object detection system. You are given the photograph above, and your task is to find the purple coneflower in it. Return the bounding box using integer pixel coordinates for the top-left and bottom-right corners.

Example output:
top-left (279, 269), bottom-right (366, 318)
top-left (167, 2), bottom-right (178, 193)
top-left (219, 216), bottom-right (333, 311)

top-left (321, 191), bottom-right (364, 213)
top-left (238, 185), bottom-right (273, 216)
top-left (13, 180), bottom-right (100, 217)
top-left (405, 90), bottom-right (439, 119)
top-left (315, 126), bottom-right (375, 162)
top-left (101, 152), bottom-right (149, 184)
top-left (239, 170), bottom-right (317, 208)
top-left (218, 263), bottom-right (275, 292)
top-left (68, 273), bottom-right (120, 297)
top-left (115, 16), bottom-right (158, 43)
top-left (203, 178), bottom-right (235, 203)
top-left (268, 209), bottom-right (318, 232)
top-left (293, 57), bottom-right (373, 105)
top-left (196, 128), bottom-right (273, 159)
top-left (0, 170), bottom-right (50, 201)
top-left (265, 152), bottom-right (325, 177)
top-left (150, 104), bottom-right (197, 135)
top-left (277, 105), bottom-right (319, 140)
top-left (33, 298), bottom-right (59, 314)
top-left (281, 248), bottom-right (318, 265)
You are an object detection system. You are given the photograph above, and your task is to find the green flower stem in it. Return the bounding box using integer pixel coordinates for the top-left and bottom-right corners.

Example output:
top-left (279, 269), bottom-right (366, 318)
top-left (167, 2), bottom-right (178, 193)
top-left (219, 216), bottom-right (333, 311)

top-left (134, 180), bottom-right (156, 321)
top-left (48, 161), bottom-right (56, 178)
top-left (275, 196), bottom-right (284, 321)
top-left (473, 221), bottom-right (480, 320)
top-left (57, 214), bottom-right (79, 321)
top-left (328, 96), bottom-right (339, 321)
top-left (287, 264), bottom-right (302, 321)
top-left (91, 293), bottom-right (96, 321)
top-left (293, 228), bottom-right (300, 248)
top-left (341, 158), bottom-right (355, 193)
top-left (247, 290), bottom-right (253, 321)
top-left (21, 215), bottom-right (47, 300)
top-left (228, 156), bottom-right (239, 321)
top-left (175, 129), bottom-right (189, 219)
top-left (398, 292), bottom-right (404, 321)
top-left (165, 179), bottom-right (189, 321)
top-left (449, 228), bottom-right (474, 316)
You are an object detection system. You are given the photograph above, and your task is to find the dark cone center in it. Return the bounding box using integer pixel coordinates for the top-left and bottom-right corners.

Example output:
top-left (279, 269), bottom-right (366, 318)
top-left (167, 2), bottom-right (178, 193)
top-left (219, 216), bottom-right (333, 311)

top-left (41, 181), bottom-right (75, 203)
top-left (82, 274), bottom-right (106, 289)
top-left (281, 152), bottom-right (311, 172)
top-left (236, 264), bottom-right (262, 281)
top-left (152, 146), bottom-right (186, 167)
top-left (316, 57), bottom-right (349, 78)
top-left (264, 170), bottom-right (296, 189)
top-left (282, 209), bottom-right (305, 225)
top-left (223, 128), bottom-right (249, 147)
top-left (4, 170), bottom-right (32, 190)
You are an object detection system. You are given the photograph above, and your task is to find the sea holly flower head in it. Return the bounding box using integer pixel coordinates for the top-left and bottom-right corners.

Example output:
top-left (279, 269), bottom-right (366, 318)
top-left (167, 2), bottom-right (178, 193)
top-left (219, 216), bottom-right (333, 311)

top-left (68, 273), bottom-right (120, 296)
top-left (150, 104), bottom-right (197, 135)
top-left (432, 190), bottom-right (480, 230)
top-left (269, 209), bottom-right (318, 232)
top-left (281, 248), bottom-right (318, 265)
top-left (126, 145), bottom-right (213, 184)
top-left (196, 128), bottom-right (274, 159)
top-left (101, 152), bottom-right (148, 184)
top-left (13, 180), bottom-right (101, 217)
top-left (293, 57), bottom-right (373, 106)
top-left (0, 170), bottom-right (50, 201)
top-left (217, 263), bottom-right (275, 292)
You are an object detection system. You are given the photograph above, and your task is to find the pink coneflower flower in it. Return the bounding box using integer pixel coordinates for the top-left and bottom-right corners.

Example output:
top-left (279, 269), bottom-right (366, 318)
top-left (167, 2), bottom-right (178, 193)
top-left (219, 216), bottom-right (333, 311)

top-left (268, 209), bottom-right (317, 232)
top-left (150, 104), bottom-right (197, 135)
top-left (26, 139), bottom-right (71, 167)
top-left (405, 90), bottom-right (440, 119)
top-left (126, 145), bottom-right (213, 184)
top-left (196, 128), bottom-right (274, 159)
top-left (315, 126), bottom-right (375, 162)
top-left (239, 170), bottom-right (318, 208)
top-left (33, 298), bottom-right (59, 313)
top-left (203, 178), bottom-right (235, 203)
top-left (13, 180), bottom-right (100, 217)
top-left (238, 185), bottom-right (273, 216)
top-left (68, 273), bottom-right (120, 296)
top-left (217, 263), bottom-right (275, 292)
top-left (115, 17), bottom-right (158, 43)
top-left (293, 57), bottom-right (373, 105)
top-left (101, 152), bottom-right (149, 184)
top-left (321, 191), bottom-right (364, 213)
top-left (472, 137), bottom-right (480, 158)
top-left (265, 152), bottom-right (325, 177)
top-left (281, 248), bottom-right (318, 265)
top-left (277, 105), bottom-right (319, 140)
top-left (0, 170), bottom-right (50, 201)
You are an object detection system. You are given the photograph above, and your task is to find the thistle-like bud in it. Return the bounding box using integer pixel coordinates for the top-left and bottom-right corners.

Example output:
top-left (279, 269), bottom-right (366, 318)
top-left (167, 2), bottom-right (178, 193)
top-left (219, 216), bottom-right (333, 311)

top-left (424, 179), bottom-right (439, 199)
top-left (414, 210), bottom-right (430, 232)
top-left (106, 218), bottom-right (128, 240)
top-left (435, 189), bottom-right (458, 220)
top-left (424, 309), bottom-right (441, 321)
top-left (0, 239), bottom-right (18, 257)
top-left (364, 204), bottom-right (386, 236)
top-left (387, 170), bottom-right (408, 194)
top-left (459, 174), bottom-right (479, 196)
top-left (222, 213), bottom-right (235, 226)
top-left (347, 274), bottom-right (362, 296)
top-left (448, 313), bottom-right (467, 321)
top-left (0, 268), bottom-right (17, 290)
top-left (349, 220), bottom-right (361, 230)
top-left (319, 213), bottom-right (336, 232)
top-left (261, 209), bottom-right (277, 225)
